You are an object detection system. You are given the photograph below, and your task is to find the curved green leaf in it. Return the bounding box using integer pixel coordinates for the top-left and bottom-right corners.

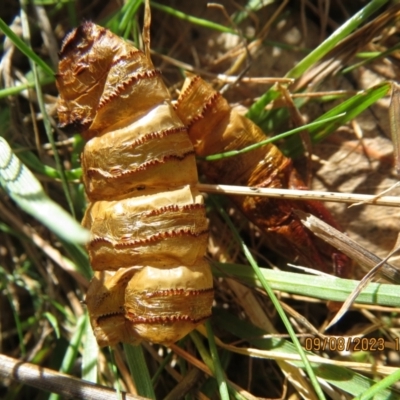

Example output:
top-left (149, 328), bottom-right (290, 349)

top-left (0, 137), bottom-right (89, 244)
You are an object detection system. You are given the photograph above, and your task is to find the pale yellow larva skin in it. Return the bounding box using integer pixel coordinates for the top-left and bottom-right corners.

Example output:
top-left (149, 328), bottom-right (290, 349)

top-left (56, 22), bottom-right (213, 347)
top-left (83, 187), bottom-right (209, 271)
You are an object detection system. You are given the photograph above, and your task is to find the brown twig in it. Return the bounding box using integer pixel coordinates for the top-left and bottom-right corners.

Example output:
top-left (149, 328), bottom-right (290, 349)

top-left (0, 354), bottom-right (148, 400)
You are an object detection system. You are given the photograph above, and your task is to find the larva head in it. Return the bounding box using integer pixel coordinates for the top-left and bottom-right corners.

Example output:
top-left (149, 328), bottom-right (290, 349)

top-left (56, 22), bottom-right (169, 140)
top-left (56, 22), bottom-right (121, 134)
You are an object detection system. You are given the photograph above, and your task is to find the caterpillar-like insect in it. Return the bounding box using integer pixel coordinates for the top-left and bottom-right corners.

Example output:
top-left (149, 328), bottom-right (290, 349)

top-left (56, 22), bottom-right (213, 347)
top-left (56, 17), bottom-right (352, 346)
top-left (175, 75), bottom-right (352, 278)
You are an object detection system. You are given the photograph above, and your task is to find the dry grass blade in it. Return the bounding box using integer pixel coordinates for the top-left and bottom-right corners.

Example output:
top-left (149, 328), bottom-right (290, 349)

top-left (327, 249), bottom-right (400, 330)
top-left (389, 82), bottom-right (400, 175)
top-left (293, 3), bottom-right (400, 90)
top-left (296, 210), bottom-right (400, 284)
top-left (198, 183), bottom-right (400, 206)
top-left (0, 200), bottom-right (89, 287)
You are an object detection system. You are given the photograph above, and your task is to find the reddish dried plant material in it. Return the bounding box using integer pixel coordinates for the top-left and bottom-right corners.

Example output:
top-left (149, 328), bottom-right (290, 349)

top-left (56, 23), bottom-right (213, 347)
top-left (175, 75), bottom-right (352, 278)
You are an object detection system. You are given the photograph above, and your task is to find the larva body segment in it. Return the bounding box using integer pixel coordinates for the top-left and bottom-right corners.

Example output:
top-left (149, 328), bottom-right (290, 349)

top-left (56, 23), bottom-right (213, 347)
top-left (175, 76), bottom-right (352, 278)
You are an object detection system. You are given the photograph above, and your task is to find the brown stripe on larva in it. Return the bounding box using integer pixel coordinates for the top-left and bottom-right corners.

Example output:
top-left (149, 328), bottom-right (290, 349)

top-left (131, 126), bottom-right (187, 147)
top-left (85, 150), bottom-right (195, 179)
top-left (174, 75), bottom-right (219, 126)
top-left (108, 49), bottom-right (144, 69)
top-left (97, 69), bottom-right (161, 110)
top-left (89, 228), bottom-right (209, 249)
top-left (145, 287), bottom-right (214, 298)
top-left (115, 228), bottom-right (209, 247)
top-left (126, 314), bottom-right (211, 324)
top-left (96, 309), bottom-right (125, 321)
top-left (144, 203), bottom-right (205, 217)
top-left (185, 92), bottom-right (221, 129)
top-left (57, 22), bottom-right (213, 347)
top-left (125, 288), bottom-right (214, 324)
top-left (174, 74), bottom-right (201, 110)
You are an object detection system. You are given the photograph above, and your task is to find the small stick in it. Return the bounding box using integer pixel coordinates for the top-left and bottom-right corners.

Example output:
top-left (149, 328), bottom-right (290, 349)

top-left (197, 183), bottom-right (400, 207)
top-left (0, 354), bottom-right (146, 400)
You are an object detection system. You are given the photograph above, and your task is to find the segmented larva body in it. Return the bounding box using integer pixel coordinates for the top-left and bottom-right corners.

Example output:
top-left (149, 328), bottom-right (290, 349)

top-left (56, 23), bottom-right (213, 346)
top-left (175, 75), bottom-right (352, 278)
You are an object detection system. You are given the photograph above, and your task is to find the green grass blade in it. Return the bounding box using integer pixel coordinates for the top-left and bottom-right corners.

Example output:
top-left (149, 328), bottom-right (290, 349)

top-left (18, 9), bottom-right (77, 219)
top-left (342, 42), bottom-right (400, 75)
top-left (247, 0), bottom-right (389, 126)
top-left (314, 365), bottom-right (398, 399)
top-left (353, 368), bottom-right (400, 400)
top-left (205, 321), bottom-right (229, 400)
top-left (48, 314), bottom-right (87, 400)
top-left (190, 331), bottom-right (243, 399)
top-left (228, 81), bottom-right (390, 161)
top-left (0, 75), bottom-right (55, 98)
top-left (1, 271), bottom-right (26, 356)
top-left (58, 314), bottom-right (86, 374)
top-left (190, 330), bottom-right (214, 371)
top-left (82, 312), bottom-right (98, 383)
top-left (151, 2), bottom-right (236, 34)
top-left (213, 262), bottom-right (400, 307)
top-left (232, 0), bottom-right (274, 24)
top-left (287, 0), bottom-right (389, 79)
top-left (311, 82), bottom-right (390, 141)
top-left (285, 81), bottom-right (391, 156)
top-left (105, 0), bottom-right (142, 38)
top-left (212, 309), bottom-right (400, 399)
top-left (43, 312), bottom-right (60, 339)
top-left (0, 18), bottom-right (54, 75)
top-left (211, 196), bottom-right (326, 400)
top-left (16, 147), bottom-right (82, 180)
top-left (204, 113), bottom-right (345, 161)
top-left (123, 344), bottom-right (156, 399)
top-left (118, 0), bottom-right (142, 38)
top-left (151, 348), bottom-right (173, 385)
top-left (0, 137), bottom-right (89, 244)
top-left (58, 238), bottom-right (91, 281)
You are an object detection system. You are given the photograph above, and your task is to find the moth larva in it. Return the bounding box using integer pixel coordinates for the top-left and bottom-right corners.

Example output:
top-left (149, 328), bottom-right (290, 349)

top-left (56, 23), bottom-right (213, 346)
top-left (175, 75), bottom-right (352, 278)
